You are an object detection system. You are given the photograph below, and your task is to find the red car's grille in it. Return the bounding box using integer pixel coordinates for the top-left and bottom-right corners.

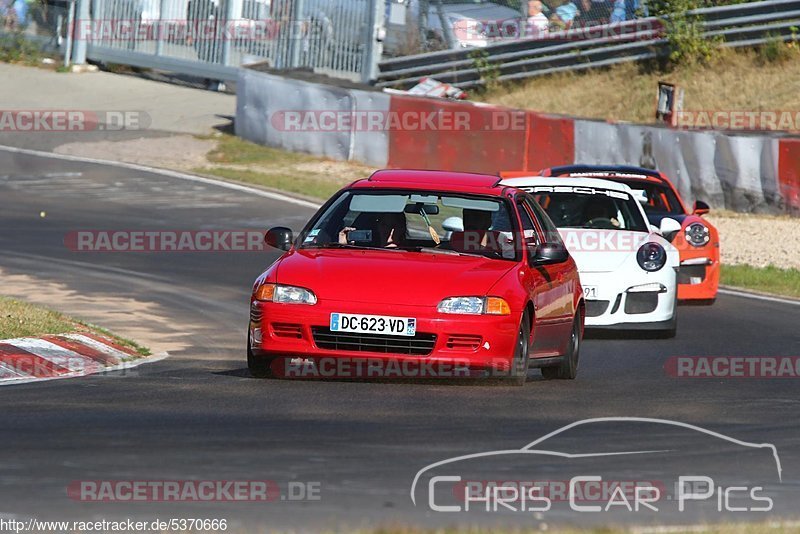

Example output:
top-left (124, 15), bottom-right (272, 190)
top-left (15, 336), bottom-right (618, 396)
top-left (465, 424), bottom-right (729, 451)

top-left (272, 323), bottom-right (304, 339)
top-left (445, 335), bottom-right (482, 351)
top-left (311, 327), bottom-right (436, 356)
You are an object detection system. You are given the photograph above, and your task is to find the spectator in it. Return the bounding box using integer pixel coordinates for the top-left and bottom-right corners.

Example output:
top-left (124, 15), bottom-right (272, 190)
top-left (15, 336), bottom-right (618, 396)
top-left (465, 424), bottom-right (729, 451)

top-left (1, 0), bottom-right (19, 29)
top-left (526, 0), bottom-right (549, 37)
top-left (610, 0), bottom-right (647, 22)
top-left (574, 0), bottom-right (610, 26)
top-left (589, 0), bottom-right (611, 23)
top-left (610, 0), bottom-right (626, 22)
top-left (550, 0), bottom-right (581, 29)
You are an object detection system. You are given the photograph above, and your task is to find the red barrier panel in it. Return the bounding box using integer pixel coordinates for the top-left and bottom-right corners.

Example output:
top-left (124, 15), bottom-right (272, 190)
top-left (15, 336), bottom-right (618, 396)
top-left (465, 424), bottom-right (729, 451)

top-left (386, 95), bottom-right (527, 174)
top-left (778, 138), bottom-right (800, 212)
top-left (525, 112), bottom-right (575, 171)
top-left (386, 94), bottom-right (575, 175)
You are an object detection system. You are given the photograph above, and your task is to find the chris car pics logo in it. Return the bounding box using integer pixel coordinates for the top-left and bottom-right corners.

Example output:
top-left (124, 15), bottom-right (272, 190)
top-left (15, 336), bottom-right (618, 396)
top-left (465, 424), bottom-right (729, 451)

top-left (410, 417), bottom-right (781, 514)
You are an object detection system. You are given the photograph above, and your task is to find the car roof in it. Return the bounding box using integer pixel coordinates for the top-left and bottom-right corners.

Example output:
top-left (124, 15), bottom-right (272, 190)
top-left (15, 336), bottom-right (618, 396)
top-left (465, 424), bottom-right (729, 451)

top-left (544, 164), bottom-right (667, 181)
top-left (501, 176), bottom-right (635, 194)
top-left (350, 169), bottom-right (505, 195)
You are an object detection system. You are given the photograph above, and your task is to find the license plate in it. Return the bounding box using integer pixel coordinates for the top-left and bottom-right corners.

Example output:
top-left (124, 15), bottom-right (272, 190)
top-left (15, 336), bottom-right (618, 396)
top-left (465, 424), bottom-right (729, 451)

top-left (583, 285), bottom-right (598, 299)
top-left (330, 313), bottom-right (416, 337)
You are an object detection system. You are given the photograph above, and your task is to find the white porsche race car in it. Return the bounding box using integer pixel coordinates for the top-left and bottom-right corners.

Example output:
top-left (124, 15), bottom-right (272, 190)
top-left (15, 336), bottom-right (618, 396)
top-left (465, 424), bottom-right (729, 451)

top-left (503, 177), bottom-right (681, 337)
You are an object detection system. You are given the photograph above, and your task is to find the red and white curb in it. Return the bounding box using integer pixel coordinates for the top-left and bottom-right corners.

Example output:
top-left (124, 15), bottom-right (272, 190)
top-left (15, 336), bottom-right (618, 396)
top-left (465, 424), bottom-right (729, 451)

top-left (0, 333), bottom-right (166, 385)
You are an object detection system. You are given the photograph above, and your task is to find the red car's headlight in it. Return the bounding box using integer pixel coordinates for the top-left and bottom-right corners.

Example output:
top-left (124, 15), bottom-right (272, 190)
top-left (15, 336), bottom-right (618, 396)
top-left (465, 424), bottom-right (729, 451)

top-left (437, 297), bottom-right (510, 315)
top-left (254, 283), bottom-right (317, 305)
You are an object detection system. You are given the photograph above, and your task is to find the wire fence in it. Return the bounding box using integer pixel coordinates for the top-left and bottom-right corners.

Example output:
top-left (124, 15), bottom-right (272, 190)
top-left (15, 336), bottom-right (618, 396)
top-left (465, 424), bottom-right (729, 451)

top-left (378, 0), bottom-right (800, 88)
top-left (3, 0), bottom-right (797, 83)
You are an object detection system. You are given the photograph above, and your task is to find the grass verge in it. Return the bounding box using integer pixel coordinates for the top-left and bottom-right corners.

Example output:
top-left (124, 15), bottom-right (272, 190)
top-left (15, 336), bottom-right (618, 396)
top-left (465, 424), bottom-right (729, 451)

top-left (0, 296), bottom-right (150, 356)
top-left (482, 48), bottom-right (800, 127)
top-left (194, 133), bottom-right (374, 201)
top-left (721, 265), bottom-right (800, 300)
top-left (199, 166), bottom-right (343, 200)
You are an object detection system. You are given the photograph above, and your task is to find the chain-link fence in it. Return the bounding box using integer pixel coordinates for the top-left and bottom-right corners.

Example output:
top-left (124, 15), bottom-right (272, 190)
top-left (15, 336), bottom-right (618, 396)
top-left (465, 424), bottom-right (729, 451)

top-left (383, 0), bottom-right (793, 59)
top-left (80, 0), bottom-right (381, 79)
top-left (1, 0), bottom-right (72, 55)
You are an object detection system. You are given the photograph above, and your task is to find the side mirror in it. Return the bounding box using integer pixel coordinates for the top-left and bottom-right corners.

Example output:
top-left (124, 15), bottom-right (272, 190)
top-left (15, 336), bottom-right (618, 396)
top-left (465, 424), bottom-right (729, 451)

top-left (530, 242), bottom-right (569, 266)
top-left (442, 217), bottom-right (464, 233)
top-left (693, 200), bottom-right (710, 215)
top-left (659, 217), bottom-right (682, 239)
top-left (264, 227), bottom-right (293, 251)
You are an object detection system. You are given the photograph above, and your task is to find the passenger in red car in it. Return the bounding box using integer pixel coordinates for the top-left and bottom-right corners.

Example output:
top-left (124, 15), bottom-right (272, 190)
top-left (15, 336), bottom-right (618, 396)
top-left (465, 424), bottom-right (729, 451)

top-left (450, 209), bottom-right (504, 255)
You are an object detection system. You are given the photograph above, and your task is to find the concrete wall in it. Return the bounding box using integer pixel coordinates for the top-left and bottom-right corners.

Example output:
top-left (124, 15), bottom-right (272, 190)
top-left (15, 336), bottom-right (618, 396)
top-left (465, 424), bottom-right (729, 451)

top-left (236, 68), bottom-right (799, 214)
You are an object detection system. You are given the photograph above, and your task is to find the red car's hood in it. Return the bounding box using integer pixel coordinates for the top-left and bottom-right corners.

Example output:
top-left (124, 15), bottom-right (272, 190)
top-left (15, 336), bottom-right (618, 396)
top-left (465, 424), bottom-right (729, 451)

top-left (274, 248), bottom-right (516, 306)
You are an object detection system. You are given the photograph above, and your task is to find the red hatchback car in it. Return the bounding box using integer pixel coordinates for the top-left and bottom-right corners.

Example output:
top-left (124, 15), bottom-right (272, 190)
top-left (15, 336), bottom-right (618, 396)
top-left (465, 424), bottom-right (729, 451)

top-left (248, 170), bottom-right (585, 385)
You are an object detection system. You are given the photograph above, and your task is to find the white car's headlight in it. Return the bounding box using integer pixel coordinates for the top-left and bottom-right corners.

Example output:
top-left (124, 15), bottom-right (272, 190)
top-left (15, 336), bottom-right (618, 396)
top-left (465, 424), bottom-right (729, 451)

top-left (254, 283), bottom-right (317, 305)
top-left (637, 243), bottom-right (667, 272)
top-left (438, 296), bottom-right (510, 315)
top-left (685, 222), bottom-right (710, 247)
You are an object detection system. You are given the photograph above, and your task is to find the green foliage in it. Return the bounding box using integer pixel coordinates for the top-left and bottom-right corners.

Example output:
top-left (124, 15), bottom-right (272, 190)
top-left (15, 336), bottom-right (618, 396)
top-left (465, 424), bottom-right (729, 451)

top-left (469, 49), bottom-right (501, 90)
top-left (721, 265), bottom-right (800, 299)
top-left (0, 31), bottom-right (44, 65)
top-left (649, 0), bottom-right (720, 66)
top-left (758, 29), bottom-right (800, 64)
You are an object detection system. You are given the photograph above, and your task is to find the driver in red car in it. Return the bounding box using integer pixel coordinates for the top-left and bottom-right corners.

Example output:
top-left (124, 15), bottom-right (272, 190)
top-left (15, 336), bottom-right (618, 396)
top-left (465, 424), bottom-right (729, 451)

top-left (338, 212), bottom-right (407, 248)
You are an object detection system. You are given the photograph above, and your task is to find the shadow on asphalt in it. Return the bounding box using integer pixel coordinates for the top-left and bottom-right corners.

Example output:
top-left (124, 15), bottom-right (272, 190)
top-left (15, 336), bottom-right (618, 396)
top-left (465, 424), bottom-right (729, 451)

top-left (212, 367), bottom-right (549, 387)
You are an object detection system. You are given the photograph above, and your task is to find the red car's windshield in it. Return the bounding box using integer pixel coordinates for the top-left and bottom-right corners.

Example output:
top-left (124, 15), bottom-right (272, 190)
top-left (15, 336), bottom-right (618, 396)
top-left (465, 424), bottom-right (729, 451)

top-left (301, 190), bottom-right (519, 261)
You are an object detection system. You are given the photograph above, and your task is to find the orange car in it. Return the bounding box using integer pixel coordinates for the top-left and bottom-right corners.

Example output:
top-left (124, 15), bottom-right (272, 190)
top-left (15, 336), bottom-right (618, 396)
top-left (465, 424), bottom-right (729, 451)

top-left (501, 165), bottom-right (719, 304)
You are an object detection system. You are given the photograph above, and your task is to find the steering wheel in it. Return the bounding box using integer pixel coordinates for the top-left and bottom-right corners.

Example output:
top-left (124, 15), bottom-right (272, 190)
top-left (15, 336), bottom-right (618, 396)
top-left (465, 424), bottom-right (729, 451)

top-left (585, 217), bottom-right (617, 229)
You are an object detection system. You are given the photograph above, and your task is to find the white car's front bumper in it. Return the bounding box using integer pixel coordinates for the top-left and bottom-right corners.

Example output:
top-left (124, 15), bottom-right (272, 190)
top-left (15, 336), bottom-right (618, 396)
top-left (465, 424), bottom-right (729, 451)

top-left (581, 268), bottom-right (678, 329)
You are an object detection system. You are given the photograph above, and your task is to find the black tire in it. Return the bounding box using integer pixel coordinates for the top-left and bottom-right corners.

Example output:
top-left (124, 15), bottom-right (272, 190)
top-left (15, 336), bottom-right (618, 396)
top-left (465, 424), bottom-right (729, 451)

top-left (504, 311), bottom-right (531, 386)
top-left (542, 315), bottom-right (581, 380)
top-left (247, 332), bottom-right (273, 378)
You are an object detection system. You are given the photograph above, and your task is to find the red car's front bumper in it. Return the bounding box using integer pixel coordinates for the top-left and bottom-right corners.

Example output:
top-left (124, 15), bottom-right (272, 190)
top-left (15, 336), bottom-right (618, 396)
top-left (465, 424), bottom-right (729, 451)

top-left (250, 299), bottom-right (521, 376)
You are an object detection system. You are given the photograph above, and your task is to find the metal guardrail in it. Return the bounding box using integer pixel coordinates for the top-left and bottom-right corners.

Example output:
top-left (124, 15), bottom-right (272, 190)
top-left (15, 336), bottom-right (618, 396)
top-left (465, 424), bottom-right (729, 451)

top-left (50, 0), bottom-right (385, 83)
top-left (376, 0), bottom-right (800, 89)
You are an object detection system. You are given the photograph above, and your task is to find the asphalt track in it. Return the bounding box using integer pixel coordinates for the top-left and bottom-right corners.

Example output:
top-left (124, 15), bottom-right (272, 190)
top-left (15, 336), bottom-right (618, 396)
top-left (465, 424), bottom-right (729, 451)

top-left (1, 146), bottom-right (800, 531)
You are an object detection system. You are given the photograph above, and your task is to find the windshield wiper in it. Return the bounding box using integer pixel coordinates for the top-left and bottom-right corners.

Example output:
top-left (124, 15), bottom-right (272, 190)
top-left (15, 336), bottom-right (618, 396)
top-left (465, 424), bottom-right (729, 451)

top-left (303, 243), bottom-right (370, 250)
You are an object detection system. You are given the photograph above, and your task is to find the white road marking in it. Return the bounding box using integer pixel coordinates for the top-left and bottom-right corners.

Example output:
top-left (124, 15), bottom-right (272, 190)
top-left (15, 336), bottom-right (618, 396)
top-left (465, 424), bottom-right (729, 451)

top-left (0, 144), bottom-right (320, 209)
top-left (719, 287), bottom-right (800, 306)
